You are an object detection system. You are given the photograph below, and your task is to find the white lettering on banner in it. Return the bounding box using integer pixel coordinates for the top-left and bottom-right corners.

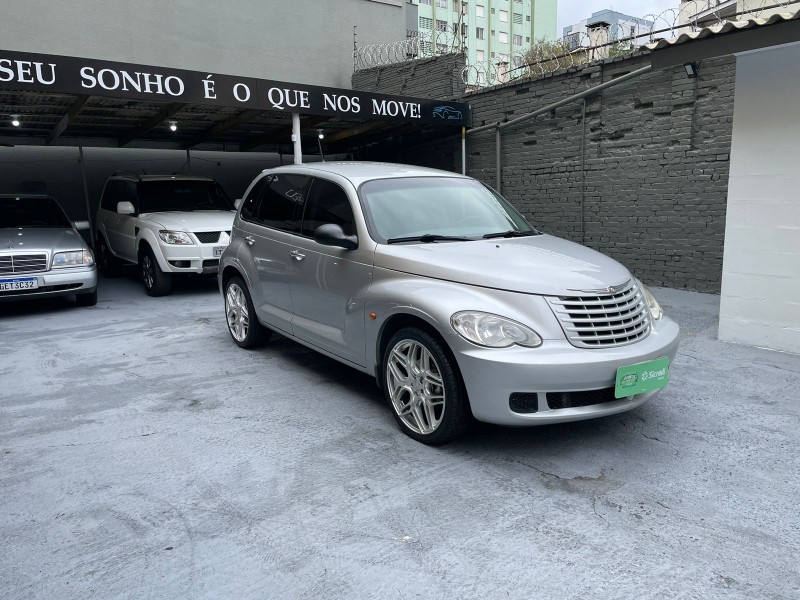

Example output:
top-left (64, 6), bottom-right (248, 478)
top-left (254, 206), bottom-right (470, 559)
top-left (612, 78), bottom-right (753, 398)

top-left (121, 71), bottom-right (142, 92)
top-left (141, 73), bottom-right (164, 95)
top-left (203, 75), bottom-right (216, 99)
top-left (371, 99), bottom-right (422, 119)
top-left (79, 67), bottom-right (183, 96)
top-left (0, 59), bottom-right (57, 85)
top-left (267, 87), bottom-right (311, 110)
top-left (233, 83), bottom-right (251, 102)
top-left (323, 94), bottom-right (361, 114)
top-left (163, 76), bottom-right (184, 96)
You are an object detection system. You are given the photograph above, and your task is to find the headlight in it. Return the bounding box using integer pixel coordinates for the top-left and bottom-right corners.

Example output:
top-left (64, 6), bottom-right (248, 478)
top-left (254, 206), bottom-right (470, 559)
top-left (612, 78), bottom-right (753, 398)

top-left (53, 250), bottom-right (94, 268)
top-left (451, 311), bottom-right (542, 348)
top-left (637, 280), bottom-right (663, 320)
top-left (158, 230), bottom-right (194, 245)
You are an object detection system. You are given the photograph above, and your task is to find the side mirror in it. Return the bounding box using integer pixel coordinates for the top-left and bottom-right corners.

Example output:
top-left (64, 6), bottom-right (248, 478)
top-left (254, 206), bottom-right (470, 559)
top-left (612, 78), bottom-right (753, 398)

top-left (73, 220), bottom-right (90, 231)
top-left (234, 198), bottom-right (243, 210)
top-left (116, 201), bottom-right (135, 215)
top-left (313, 224), bottom-right (358, 250)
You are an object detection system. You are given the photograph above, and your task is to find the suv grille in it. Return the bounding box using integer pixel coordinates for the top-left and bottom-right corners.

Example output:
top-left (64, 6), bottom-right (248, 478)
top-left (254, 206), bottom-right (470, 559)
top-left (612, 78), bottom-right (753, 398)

top-left (194, 231), bottom-right (229, 244)
top-left (547, 279), bottom-right (650, 348)
top-left (0, 253), bottom-right (48, 275)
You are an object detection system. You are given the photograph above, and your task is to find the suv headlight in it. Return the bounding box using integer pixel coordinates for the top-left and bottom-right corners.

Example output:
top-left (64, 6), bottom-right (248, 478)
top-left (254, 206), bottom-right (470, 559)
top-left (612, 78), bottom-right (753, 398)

top-left (159, 230), bottom-right (194, 245)
top-left (53, 250), bottom-right (94, 268)
top-left (451, 311), bottom-right (542, 348)
top-left (637, 280), bottom-right (663, 320)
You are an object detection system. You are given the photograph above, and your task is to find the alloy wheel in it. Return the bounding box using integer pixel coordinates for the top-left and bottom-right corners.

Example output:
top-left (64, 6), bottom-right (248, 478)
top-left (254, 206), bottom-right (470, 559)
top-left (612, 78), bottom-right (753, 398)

top-left (386, 339), bottom-right (446, 435)
top-left (225, 283), bottom-right (249, 342)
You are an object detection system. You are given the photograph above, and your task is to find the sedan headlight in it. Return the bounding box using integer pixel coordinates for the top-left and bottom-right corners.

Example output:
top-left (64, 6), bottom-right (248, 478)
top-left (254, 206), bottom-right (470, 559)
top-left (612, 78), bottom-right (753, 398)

top-left (637, 280), bottom-right (663, 320)
top-left (159, 230), bottom-right (194, 245)
top-left (53, 250), bottom-right (94, 268)
top-left (451, 311), bottom-right (542, 348)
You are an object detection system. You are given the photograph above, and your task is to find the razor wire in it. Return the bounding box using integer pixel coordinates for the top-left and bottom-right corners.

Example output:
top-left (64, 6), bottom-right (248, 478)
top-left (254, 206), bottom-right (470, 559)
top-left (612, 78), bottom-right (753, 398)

top-left (354, 0), bottom-right (800, 88)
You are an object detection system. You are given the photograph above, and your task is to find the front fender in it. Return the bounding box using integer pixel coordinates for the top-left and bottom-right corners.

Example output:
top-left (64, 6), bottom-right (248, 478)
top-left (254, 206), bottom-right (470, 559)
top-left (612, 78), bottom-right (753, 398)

top-left (137, 228), bottom-right (170, 271)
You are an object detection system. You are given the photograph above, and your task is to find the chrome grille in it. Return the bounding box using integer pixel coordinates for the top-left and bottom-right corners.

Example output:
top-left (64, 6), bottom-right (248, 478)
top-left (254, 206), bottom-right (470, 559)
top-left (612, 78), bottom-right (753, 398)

top-left (0, 253), bottom-right (48, 275)
top-left (547, 280), bottom-right (650, 348)
top-left (194, 231), bottom-right (229, 244)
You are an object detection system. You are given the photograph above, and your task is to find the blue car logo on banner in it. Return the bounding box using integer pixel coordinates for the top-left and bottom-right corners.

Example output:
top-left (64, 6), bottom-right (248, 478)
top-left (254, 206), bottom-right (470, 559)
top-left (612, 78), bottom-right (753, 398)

top-left (433, 106), bottom-right (463, 120)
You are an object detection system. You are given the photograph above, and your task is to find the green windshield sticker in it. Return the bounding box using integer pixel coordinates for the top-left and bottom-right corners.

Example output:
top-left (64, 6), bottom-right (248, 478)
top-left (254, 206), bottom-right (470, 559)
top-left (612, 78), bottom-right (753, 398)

top-left (614, 356), bottom-right (671, 399)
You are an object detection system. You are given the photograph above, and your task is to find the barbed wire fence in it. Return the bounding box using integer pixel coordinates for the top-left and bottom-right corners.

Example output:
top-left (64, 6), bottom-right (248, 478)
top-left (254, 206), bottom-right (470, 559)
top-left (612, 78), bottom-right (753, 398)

top-left (354, 0), bottom-right (800, 88)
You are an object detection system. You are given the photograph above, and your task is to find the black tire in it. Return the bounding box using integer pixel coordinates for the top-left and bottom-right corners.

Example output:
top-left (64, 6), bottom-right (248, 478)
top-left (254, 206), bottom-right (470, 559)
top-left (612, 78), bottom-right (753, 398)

top-left (139, 246), bottom-right (172, 297)
top-left (96, 235), bottom-right (122, 278)
top-left (224, 276), bottom-right (271, 349)
top-left (75, 289), bottom-right (98, 307)
top-left (382, 327), bottom-right (470, 445)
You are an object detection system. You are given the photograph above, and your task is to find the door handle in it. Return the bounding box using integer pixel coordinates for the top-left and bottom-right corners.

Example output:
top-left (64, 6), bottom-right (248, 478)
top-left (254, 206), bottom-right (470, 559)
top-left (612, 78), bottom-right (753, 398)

top-left (244, 236), bottom-right (255, 246)
top-left (289, 250), bottom-right (305, 261)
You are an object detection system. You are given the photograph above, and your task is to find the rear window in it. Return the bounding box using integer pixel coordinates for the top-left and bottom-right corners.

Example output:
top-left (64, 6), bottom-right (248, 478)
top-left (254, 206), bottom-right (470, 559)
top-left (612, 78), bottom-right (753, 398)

top-left (0, 196), bottom-right (72, 229)
top-left (137, 180), bottom-right (233, 213)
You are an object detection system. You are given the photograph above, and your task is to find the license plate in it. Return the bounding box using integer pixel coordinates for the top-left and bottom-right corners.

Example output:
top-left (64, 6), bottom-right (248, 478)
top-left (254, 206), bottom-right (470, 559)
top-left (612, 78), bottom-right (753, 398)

top-left (0, 277), bottom-right (39, 292)
top-left (614, 356), bottom-right (670, 399)
top-left (213, 246), bottom-right (226, 257)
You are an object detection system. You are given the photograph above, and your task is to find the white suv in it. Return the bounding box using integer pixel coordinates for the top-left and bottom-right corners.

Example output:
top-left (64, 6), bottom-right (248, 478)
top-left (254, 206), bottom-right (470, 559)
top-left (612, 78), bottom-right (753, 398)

top-left (95, 174), bottom-right (235, 296)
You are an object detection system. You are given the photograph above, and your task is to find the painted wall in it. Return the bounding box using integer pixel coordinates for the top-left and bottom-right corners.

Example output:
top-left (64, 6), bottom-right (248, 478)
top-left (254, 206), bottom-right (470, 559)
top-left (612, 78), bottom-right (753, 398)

top-left (718, 43), bottom-right (800, 354)
top-left (2, 0), bottom-right (407, 88)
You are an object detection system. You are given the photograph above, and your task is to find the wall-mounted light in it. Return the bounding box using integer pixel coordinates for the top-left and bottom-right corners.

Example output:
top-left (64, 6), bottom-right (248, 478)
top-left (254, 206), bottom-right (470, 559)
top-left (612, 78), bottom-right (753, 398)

top-left (169, 120), bottom-right (178, 132)
top-left (11, 115), bottom-right (20, 127)
top-left (683, 62), bottom-right (698, 79)
top-left (317, 131), bottom-right (325, 162)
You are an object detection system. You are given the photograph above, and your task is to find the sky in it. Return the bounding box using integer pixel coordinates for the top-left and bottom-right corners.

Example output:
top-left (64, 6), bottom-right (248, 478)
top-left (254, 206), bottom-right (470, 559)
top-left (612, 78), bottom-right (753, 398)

top-left (557, 1), bottom-right (680, 34)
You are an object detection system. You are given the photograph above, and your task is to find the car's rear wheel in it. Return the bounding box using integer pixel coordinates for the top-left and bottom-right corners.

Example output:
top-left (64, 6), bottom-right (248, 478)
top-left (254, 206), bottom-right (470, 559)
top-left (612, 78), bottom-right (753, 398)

top-left (96, 235), bottom-right (122, 277)
top-left (383, 327), bottom-right (470, 445)
top-left (75, 289), bottom-right (97, 307)
top-left (224, 276), bottom-right (271, 349)
top-left (139, 246), bottom-right (172, 296)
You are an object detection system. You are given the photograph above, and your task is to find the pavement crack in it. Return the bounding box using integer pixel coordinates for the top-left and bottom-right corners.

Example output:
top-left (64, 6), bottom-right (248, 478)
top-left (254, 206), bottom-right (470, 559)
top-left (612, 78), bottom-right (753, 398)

top-left (508, 459), bottom-right (570, 480)
top-left (640, 431), bottom-right (666, 443)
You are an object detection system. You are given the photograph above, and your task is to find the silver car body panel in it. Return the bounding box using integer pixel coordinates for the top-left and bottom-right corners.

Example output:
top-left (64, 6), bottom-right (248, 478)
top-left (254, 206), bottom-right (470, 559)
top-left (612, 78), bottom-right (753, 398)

top-left (220, 162), bottom-right (680, 426)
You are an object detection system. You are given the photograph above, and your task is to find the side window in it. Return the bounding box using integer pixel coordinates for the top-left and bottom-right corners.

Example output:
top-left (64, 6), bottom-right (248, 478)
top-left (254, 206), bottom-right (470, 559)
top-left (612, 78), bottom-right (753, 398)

top-left (240, 176), bottom-right (270, 222)
top-left (100, 180), bottom-right (121, 211)
top-left (301, 178), bottom-right (356, 237)
top-left (254, 173), bottom-right (310, 232)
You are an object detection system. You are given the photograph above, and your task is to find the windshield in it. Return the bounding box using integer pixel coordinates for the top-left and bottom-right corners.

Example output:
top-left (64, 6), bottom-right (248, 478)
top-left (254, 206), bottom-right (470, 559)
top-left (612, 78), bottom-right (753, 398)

top-left (0, 196), bottom-right (72, 229)
top-left (359, 177), bottom-right (536, 243)
top-left (138, 180), bottom-right (233, 213)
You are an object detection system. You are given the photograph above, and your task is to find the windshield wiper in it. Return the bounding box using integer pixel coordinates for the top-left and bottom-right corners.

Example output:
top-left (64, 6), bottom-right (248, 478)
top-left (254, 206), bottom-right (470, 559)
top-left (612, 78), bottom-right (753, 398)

top-left (482, 230), bottom-right (537, 239)
top-left (386, 234), bottom-right (471, 244)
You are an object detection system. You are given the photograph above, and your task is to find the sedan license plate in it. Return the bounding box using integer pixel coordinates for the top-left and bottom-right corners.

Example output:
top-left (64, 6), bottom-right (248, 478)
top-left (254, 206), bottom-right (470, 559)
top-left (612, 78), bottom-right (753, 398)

top-left (213, 245), bottom-right (226, 257)
top-left (0, 277), bottom-right (39, 292)
top-left (614, 356), bottom-right (670, 398)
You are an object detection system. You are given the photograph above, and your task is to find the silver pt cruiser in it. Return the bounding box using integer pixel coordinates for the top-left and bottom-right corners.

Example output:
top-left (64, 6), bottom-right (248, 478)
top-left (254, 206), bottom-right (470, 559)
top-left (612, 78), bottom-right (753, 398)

top-left (219, 163), bottom-right (679, 444)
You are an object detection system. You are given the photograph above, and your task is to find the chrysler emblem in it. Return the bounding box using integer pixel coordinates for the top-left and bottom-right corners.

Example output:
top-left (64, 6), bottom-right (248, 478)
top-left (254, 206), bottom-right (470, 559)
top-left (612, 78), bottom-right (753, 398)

top-left (607, 286), bottom-right (617, 294)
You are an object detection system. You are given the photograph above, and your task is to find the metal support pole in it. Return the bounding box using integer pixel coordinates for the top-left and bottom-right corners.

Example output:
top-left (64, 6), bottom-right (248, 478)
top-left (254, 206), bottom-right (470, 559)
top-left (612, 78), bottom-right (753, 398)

top-left (78, 142), bottom-right (94, 249)
top-left (580, 99), bottom-right (586, 245)
top-left (292, 113), bottom-right (302, 165)
top-left (461, 126), bottom-right (466, 175)
top-left (186, 149), bottom-right (192, 172)
top-left (495, 126), bottom-right (502, 193)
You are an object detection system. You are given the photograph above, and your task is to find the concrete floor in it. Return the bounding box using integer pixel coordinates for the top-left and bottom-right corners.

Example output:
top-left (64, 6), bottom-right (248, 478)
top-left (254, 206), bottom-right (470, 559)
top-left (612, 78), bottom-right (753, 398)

top-left (1, 274), bottom-right (798, 600)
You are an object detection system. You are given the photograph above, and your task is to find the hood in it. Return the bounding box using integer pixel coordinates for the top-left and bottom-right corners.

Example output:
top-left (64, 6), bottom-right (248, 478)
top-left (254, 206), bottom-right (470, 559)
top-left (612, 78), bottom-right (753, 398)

top-left (374, 234), bottom-right (632, 296)
top-left (0, 227), bottom-right (88, 254)
top-left (141, 211), bottom-right (235, 231)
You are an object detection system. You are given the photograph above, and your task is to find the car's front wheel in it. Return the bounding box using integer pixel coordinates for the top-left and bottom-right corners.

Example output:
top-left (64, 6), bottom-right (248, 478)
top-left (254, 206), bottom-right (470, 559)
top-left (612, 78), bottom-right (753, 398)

top-left (224, 276), bottom-right (271, 349)
top-left (382, 327), bottom-right (470, 445)
top-left (139, 246), bottom-right (172, 296)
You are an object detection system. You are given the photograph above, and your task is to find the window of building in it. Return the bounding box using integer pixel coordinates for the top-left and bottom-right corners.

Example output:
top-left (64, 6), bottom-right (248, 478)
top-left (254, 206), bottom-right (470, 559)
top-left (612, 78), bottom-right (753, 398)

top-left (499, 10), bottom-right (508, 22)
top-left (476, 27), bottom-right (485, 39)
top-left (436, 19), bottom-right (447, 31)
top-left (459, 1), bottom-right (468, 15)
top-left (513, 12), bottom-right (522, 24)
top-left (419, 0), bottom-right (432, 4)
top-left (436, 0), bottom-right (447, 8)
top-left (526, 15), bottom-right (531, 21)
top-left (419, 16), bottom-right (433, 29)
top-left (514, 0), bottom-right (522, 3)
top-left (462, 23), bottom-right (468, 35)
top-left (526, 36), bottom-right (530, 42)
top-left (476, 49), bottom-right (484, 61)
top-left (499, 31), bottom-right (508, 43)
top-left (513, 34), bottom-right (522, 45)
top-left (476, 4), bottom-right (484, 17)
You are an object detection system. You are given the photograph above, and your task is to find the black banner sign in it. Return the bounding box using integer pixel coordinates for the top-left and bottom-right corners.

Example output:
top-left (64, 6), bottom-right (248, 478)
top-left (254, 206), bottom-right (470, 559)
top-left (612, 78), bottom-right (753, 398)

top-left (0, 49), bottom-right (471, 127)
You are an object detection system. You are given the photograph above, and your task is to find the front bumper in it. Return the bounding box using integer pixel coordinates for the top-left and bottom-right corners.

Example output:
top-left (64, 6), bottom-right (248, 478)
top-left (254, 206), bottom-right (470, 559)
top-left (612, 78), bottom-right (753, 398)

top-left (0, 266), bottom-right (97, 302)
top-left (157, 242), bottom-right (229, 275)
top-left (452, 316), bottom-right (680, 426)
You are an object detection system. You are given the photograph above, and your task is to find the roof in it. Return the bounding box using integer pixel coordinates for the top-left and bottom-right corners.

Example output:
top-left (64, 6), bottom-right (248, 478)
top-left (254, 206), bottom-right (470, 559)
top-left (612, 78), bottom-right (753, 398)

top-left (267, 161), bottom-right (469, 186)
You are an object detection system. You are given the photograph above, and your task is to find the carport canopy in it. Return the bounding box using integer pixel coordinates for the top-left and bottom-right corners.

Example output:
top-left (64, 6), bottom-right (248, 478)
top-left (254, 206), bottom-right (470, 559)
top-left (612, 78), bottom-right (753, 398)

top-left (0, 49), bottom-right (471, 158)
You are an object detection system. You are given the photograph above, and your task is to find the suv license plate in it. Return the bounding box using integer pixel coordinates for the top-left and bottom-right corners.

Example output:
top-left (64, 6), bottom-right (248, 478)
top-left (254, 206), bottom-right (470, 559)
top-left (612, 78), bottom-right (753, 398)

top-left (614, 356), bottom-right (670, 398)
top-left (0, 277), bottom-right (39, 292)
top-left (213, 246), bottom-right (226, 257)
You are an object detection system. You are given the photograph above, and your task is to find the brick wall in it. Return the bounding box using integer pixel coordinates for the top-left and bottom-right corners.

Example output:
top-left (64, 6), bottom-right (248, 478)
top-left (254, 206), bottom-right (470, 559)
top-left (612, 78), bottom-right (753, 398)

top-left (352, 53), bottom-right (466, 99)
top-left (353, 52), bottom-right (735, 293)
